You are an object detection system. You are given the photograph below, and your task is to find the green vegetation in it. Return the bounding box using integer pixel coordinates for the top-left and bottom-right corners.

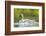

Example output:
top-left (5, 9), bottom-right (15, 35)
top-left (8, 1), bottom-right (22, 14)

top-left (14, 8), bottom-right (39, 23)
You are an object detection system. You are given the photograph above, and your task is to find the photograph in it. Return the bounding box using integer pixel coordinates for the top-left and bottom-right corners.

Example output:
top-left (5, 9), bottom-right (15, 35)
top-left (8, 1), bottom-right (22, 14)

top-left (14, 8), bottom-right (39, 27)
top-left (11, 5), bottom-right (43, 31)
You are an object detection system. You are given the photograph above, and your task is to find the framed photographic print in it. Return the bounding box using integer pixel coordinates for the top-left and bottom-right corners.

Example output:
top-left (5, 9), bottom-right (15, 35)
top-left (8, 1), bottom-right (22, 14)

top-left (5, 1), bottom-right (45, 35)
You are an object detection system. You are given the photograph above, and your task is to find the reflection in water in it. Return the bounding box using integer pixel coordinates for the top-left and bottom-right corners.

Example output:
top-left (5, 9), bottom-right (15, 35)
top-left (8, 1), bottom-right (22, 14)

top-left (14, 19), bottom-right (39, 27)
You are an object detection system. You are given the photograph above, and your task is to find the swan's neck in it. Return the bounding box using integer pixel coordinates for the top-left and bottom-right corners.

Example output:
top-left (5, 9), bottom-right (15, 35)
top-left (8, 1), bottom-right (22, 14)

top-left (21, 14), bottom-right (24, 20)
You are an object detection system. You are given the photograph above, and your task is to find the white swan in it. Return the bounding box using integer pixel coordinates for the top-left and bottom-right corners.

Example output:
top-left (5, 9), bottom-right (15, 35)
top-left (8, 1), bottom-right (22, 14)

top-left (14, 14), bottom-right (39, 27)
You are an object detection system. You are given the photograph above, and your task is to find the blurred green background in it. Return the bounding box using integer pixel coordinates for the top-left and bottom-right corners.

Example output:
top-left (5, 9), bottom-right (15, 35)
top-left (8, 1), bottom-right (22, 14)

top-left (14, 8), bottom-right (39, 23)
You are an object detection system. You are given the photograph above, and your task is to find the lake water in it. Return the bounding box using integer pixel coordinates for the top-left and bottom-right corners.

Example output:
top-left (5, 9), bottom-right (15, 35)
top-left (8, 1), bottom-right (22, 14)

top-left (14, 19), bottom-right (39, 27)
